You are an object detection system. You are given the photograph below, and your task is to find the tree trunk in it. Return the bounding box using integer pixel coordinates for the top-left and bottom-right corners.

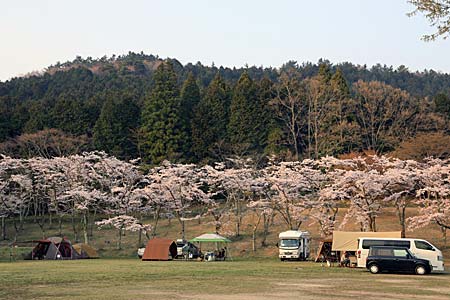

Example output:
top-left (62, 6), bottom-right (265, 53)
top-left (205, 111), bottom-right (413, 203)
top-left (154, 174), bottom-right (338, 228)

top-left (369, 216), bottom-right (377, 232)
top-left (71, 213), bottom-right (79, 243)
top-left (215, 215), bottom-right (221, 234)
top-left (260, 214), bottom-right (271, 247)
top-left (117, 228), bottom-right (122, 250)
top-left (1, 217), bottom-right (6, 240)
top-left (152, 206), bottom-right (161, 238)
top-left (49, 212), bottom-right (53, 229)
top-left (58, 216), bottom-right (63, 236)
top-left (89, 209), bottom-right (97, 238)
top-left (181, 220), bottom-right (185, 240)
top-left (177, 213), bottom-right (186, 240)
top-left (396, 205), bottom-right (406, 238)
top-left (37, 215), bottom-right (46, 239)
top-left (252, 214), bottom-right (262, 252)
top-left (314, 118), bottom-right (319, 159)
top-left (82, 213), bottom-right (89, 244)
top-left (234, 194), bottom-right (242, 237)
top-left (13, 217), bottom-right (19, 242)
top-left (138, 228), bottom-right (142, 247)
top-left (19, 210), bottom-right (25, 231)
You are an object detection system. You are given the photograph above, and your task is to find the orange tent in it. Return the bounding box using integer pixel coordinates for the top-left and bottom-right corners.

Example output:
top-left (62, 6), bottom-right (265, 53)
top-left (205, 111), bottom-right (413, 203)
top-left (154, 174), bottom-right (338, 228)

top-left (142, 238), bottom-right (177, 261)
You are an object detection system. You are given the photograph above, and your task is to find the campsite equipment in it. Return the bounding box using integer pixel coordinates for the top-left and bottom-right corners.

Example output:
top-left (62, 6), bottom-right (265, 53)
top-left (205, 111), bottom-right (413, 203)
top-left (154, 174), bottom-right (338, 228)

top-left (278, 230), bottom-right (311, 261)
top-left (26, 237), bottom-right (79, 260)
top-left (332, 231), bottom-right (402, 253)
top-left (142, 238), bottom-right (177, 261)
top-left (175, 239), bottom-right (200, 259)
top-left (329, 231), bottom-right (401, 267)
top-left (73, 243), bottom-right (99, 259)
top-left (190, 233), bottom-right (232, 261)
top-left (137, 247), bottom-right (145, 258)
top-left (315, 238), bottom-right (338, 263)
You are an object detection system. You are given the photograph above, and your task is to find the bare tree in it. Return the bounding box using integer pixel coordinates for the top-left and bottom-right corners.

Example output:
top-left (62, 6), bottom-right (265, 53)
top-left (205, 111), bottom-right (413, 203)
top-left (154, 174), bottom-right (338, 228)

top-left (353, 81), bottom-right (418, 153)
top-left (270, 73), bottom-right (307, 160)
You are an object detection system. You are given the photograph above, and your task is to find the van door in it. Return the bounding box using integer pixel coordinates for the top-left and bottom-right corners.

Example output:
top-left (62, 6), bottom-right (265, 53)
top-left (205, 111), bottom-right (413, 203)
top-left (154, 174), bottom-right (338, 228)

top-left (357, 239), bottom-right (381, 268)
top-left (411, 240), bottom-right (439, 270)
top-left (392, 248), bottom-right (414, 272)
top-left (357, 239), bottom-right (368, 268)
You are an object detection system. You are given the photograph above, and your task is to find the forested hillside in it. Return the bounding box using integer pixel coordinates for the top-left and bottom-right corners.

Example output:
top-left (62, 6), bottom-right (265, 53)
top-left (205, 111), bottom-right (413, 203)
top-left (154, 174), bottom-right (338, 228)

top-left (0, 52), bottom-right (449, 163)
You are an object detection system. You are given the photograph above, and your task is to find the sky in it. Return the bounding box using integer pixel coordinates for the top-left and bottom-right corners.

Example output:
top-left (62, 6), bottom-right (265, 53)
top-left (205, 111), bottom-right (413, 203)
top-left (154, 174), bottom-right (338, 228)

top-left (1, 0), bottom-right (449, 81)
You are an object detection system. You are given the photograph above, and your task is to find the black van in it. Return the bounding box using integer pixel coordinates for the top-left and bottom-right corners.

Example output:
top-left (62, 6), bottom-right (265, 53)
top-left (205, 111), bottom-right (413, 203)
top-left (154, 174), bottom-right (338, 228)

top-left (366, 246), bottom-right (432, 275)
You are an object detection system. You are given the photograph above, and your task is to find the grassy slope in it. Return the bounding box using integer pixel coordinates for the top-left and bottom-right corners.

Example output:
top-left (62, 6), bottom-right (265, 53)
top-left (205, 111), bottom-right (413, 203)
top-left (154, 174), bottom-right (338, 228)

top-left (0, 208), bottom-right (449, 262)
top-left (0, 259), bottom-right (449, 300)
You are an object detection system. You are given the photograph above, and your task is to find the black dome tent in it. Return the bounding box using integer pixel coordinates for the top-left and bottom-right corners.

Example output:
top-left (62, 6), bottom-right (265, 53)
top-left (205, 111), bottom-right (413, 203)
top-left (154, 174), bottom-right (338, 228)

top-left (25, 237), bottom-right (80, 260)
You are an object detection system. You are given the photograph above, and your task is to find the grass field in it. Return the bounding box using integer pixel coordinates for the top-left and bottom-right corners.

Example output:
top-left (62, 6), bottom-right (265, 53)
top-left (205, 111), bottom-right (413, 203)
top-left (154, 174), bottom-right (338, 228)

top-left (0, 259), bottom-right (449, 300)
top-left (1, 207), bottom-right (450, 299)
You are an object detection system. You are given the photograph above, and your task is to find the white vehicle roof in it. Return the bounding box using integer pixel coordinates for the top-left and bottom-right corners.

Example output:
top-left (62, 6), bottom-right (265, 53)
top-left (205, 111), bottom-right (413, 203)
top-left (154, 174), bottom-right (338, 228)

top-left (358, 237), bottom-right (427, 241)
top-left (358, 237), bottom-right (440, 248)
top-left (279, 230), bottom-right (310, 239)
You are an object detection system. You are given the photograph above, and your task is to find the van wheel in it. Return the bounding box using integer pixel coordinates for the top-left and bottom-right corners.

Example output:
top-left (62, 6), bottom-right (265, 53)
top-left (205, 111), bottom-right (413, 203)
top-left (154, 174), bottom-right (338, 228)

top-left (280, 258), bottom-right (285, 262)
top-left (415, 265), bottom-right (426, 275)
top-left (369, 264), bottom-right (380, 274)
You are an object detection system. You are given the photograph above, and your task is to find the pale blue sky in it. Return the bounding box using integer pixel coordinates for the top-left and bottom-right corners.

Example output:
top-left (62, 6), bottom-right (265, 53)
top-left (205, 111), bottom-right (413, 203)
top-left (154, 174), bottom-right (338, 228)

top-left (1, 0), bottom-right (449, 81)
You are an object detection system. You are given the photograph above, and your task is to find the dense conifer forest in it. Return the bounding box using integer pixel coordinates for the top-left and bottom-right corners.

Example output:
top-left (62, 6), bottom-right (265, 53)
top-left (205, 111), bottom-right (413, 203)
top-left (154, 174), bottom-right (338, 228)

top-left (0, 52), bottom-right (449, 163)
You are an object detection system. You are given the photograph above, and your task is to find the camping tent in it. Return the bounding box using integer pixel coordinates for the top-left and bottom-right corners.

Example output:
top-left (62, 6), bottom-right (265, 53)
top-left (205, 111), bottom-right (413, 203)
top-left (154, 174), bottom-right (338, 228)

top-left (314, 238), bottom-right (336, 262)
top-left (190, 233), bottom-right (232, 261)
top-left (190, 233), bottom-right (232, 243)
top-left (142, 238), bottom-right (177, 261)
top-left (331, 231), bottom-right (402, 251)
top-left (73, 243), bottom-right (99, 259)
top-left (27, 237), bottom-right (79, 260)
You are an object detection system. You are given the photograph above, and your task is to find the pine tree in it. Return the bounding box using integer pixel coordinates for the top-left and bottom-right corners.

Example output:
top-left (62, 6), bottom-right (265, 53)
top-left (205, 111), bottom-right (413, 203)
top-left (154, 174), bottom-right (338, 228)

top-left (318, 63), bottom-right (332, 84)
top-left (256, 77), bottom-right (276, 153)
top-left (329, 68), bottom-right (359, 154)
top-left (228, 72), bottom-right (263, 153)
top-left (180, 73), bottom-right (201, 157)
top-left (191, 73), bottom-right (230, 161)
top-left (93, 92), bottom-right (140, 159)
top-left (140, 61), bottom-right (187, 164)
top-left (434, 93), bottom-right (450, 118)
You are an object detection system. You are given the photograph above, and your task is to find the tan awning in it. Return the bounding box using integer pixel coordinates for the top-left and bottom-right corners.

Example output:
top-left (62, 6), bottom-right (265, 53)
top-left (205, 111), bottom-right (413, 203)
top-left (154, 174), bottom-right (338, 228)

top-left (331, 231), bottom-right (402, 251)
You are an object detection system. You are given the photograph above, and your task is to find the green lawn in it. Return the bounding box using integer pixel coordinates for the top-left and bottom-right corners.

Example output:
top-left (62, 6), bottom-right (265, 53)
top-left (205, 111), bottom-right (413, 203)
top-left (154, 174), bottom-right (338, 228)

top-left (0, 259), bottom-right (449, 300)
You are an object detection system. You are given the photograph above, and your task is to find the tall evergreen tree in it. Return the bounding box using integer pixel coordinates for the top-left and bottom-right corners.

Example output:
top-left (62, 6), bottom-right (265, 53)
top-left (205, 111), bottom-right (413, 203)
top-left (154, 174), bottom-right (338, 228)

top-left (180, 73), bottom-right (201, 156)
top-left (228, 72), bottom-right (263, 153)
top-left (93, 92), bottom-right (140, 159)
top-left (434, 93), bottom-right (450, 118)
top-left (328, 68), bottom-right (360, 154)
top-left (256, 77), bottom-right (276, 153)
top-left (191, 74), bottom-right (230, 161)
top-left (140, 61), bottom-right (187, 164)
top-left (318, 63), bottom-right (332, 84)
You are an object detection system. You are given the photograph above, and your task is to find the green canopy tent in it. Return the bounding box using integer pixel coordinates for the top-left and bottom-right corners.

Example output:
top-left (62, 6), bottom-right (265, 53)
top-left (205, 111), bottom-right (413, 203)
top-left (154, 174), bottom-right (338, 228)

top-left (190, 233), bottom-right (232, 261)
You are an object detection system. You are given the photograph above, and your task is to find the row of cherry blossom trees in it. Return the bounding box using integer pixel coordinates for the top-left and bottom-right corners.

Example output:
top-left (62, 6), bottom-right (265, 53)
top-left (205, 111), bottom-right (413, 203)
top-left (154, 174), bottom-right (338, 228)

top-left (1, 152), bottom-right (449, 249)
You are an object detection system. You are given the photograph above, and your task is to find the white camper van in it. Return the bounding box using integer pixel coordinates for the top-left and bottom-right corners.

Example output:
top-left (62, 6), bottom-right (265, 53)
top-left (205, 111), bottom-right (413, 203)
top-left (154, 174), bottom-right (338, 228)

top-left (278, 230), bottom-right (311, 261)
top-left (357, 238), bottom-right (444, 272)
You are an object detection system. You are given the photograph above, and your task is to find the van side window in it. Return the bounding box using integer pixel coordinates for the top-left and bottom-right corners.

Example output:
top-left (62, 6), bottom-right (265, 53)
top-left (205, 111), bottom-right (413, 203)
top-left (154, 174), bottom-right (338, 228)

top-left (362, 240), bottom-right (384, 249)
top-left (362, 240), bottom-right (410, 249)
top-left (371, 248), bottom-right (393, 256)
top-left (414, 241), bottom-right (434, 251)
top-left (393, 249), bottom-right (408, 257)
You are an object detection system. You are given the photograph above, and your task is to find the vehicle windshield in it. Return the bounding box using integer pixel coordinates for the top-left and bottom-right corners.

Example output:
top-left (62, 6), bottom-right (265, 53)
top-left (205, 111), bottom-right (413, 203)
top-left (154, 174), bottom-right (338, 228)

top-left (280, 239), bottom-right (299, 248)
